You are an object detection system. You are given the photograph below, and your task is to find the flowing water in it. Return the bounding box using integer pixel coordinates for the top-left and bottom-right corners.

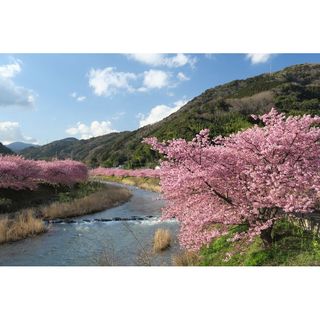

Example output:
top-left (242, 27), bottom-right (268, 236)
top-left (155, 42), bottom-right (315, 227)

top-left (0, 183), bottom-right (179, 266)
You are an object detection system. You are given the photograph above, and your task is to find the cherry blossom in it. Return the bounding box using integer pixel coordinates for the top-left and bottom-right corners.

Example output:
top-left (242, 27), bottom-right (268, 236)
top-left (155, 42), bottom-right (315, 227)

top-left (0, 156), bottom-right (88, 190)
top-left (144, 108), bottom-right (320, 250)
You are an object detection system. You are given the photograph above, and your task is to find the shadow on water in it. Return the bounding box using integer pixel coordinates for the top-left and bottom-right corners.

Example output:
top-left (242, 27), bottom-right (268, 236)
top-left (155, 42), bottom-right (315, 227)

top-left (0, 183), bottom-right (180, 266)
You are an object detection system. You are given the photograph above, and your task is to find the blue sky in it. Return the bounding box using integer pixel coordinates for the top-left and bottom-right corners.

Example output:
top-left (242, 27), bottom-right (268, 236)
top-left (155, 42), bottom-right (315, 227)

top-left (0, 53), bottom-right (320, 145)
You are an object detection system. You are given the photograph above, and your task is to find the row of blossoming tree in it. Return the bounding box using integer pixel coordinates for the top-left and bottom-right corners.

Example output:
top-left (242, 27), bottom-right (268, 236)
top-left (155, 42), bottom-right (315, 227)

top-left (90, 167), bottom-right (160, 178)
top-left (0, 156), bottom-right (88, 190)
top-left (144, 108), bottom-right (320, 250)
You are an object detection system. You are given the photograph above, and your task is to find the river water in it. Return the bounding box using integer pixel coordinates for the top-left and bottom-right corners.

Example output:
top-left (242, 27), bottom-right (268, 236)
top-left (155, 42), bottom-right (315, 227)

top-left (0, 184), bottom-right (179, 266)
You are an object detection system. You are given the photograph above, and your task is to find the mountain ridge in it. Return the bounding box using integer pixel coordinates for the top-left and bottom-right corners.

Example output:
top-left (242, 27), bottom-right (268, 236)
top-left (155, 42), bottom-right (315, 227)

top-left (21, 63), bottom-right (320, 167)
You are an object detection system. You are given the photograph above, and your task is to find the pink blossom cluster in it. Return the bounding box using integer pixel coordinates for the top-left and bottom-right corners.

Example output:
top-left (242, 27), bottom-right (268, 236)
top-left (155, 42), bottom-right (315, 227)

top-left (38, 159), bottom-right (88, 186)
top-left (144, 108), bottom-right (320, 250)
top-left (90, 167), bottom-right (160, 178)
top-left (0, 155), bottom-right (88, 190)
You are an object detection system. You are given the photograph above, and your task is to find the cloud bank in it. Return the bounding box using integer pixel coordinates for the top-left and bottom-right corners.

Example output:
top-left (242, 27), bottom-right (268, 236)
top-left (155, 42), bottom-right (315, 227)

top-left (0, 121), bottom-right (37, 145)
top-left (66, 120), bottom-right (117, 139)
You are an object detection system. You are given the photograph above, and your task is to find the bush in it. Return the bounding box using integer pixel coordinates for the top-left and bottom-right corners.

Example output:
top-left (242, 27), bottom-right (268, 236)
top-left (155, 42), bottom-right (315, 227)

top-left (172, 251), bottom-right (200, 266)
top-left (0, 210), bottom-right (46, 244)
top-left (153, 228), bottom-right (171, 252)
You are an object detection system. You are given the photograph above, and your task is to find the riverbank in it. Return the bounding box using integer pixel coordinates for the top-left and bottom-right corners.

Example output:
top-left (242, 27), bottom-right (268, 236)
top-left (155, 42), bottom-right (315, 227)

top-left (0, 182), bottom-right (103, 214)
top-left (175, 219), bottom-right (320, 266)
top-left (0, 182), bottom-right (132, 245)
top-left (92, 176), bottom-right (160, 193)
top-left (92, 177), bottom-right (320, 266)
top-left (41, 184), bottom-right (132, 220)
top-left (0, 182), bottom-right (179, 266)
top-left (0, 210), bottom-right (46, 244)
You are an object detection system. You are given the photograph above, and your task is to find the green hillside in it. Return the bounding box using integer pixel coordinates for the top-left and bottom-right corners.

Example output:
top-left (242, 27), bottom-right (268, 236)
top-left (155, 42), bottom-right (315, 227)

top-left (0, 143), bottom-right (14, 155)
top-left (21, 63), bottom-right (320, 168)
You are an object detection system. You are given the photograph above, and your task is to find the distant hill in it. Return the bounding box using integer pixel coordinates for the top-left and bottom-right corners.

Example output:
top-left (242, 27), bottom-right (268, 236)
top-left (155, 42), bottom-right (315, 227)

top-left (21, 137), bottom-right (79, 159)
top-left (21, 63), bottom-right (320, 168)
top-left (0, 143), bottom-right (14, 155)
top-left (6, 142), bottom-right (40, 153)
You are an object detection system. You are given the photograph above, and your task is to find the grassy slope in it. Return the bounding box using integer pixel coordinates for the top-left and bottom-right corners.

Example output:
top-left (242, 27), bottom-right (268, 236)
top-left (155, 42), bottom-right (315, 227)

top-left (0, 181), bottom-right (132, 219)
top-left (199, 220), bottom-right (320, 266)
top-left (0, 182), bottom-right (108, 214)
top-left (41, 183), bottom-right (132, 219)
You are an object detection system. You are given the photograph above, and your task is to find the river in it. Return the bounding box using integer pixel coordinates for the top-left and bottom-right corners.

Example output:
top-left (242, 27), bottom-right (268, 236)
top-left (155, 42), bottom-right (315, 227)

top-left (0, 183), bottom-right (180, 266)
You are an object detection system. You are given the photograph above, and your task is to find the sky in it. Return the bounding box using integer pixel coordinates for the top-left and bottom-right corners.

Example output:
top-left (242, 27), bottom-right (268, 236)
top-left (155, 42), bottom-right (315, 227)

top-left (0, 53), bottom-right (320, 145)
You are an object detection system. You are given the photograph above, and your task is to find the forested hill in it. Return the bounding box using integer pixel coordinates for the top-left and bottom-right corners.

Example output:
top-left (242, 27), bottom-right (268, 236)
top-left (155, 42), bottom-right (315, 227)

top-left (21, 63), bottom-right (320, 168)
top-left (0, 143), bottom-right (14, 155)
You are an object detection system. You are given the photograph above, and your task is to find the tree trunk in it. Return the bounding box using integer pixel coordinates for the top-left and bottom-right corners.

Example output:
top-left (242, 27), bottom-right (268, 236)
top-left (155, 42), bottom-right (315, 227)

top-left (260, 226), bottom-right (273, 248)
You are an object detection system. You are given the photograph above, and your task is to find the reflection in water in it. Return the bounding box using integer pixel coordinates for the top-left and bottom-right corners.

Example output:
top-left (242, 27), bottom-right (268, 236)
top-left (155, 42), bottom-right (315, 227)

top-left (0, 184), bottom-right (179, 266)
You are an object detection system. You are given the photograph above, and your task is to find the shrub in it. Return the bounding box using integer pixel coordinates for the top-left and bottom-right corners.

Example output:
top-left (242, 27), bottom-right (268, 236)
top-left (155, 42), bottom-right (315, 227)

top-left (153, 228), bottom-right (171, 252)
top-left (0, 210), bottom-right (46, 244)
top-left (172, 251), bottom-right (200, 266)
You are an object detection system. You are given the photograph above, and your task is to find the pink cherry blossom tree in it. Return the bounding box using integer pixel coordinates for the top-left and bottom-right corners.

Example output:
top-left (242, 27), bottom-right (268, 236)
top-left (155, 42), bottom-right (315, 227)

top-left (0, 155), bottom-right (41, 190)
top-left (39, 160), bottom-right (88, 186)
top-left (0, 156), bottom-right (88, 190)
top-left (144, 108), bottom-right (320, 250)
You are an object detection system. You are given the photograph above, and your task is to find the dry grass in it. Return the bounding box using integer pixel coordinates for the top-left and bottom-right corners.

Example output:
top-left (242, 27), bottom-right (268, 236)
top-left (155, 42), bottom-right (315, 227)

top-left (153, 228), bottom-right (171, 253)
top-left (94, 176), bottom-right (161, 192)
top-left (172, 251), bottom-right (200, 266)
top-left (139, 182), bottom-right (160, 193)
top-left (0, 210), bottom-right (47, 244)
top-left (41, 185), bottom-right (132, 219)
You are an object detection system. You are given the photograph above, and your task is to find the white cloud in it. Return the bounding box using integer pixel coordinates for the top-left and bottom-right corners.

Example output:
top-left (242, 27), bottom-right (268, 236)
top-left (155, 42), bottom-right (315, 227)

top-left (0, 59), bottom-right (21, 78)
top-left (177, 72), bottom-right (190, 81)
top-left (0, 121), bottom-right (36, 144)
top-left (66, 120), bottom-right (117, 139)
top-left (138, 99), bottom-right (188, 127)
top-left (0, 59), bottom-right (35, 108)
top-left (246, 54), bottom-right (272, 64)
top-left (70, 92), bottom-right (86, 102)
top-left (87, 66), bottom-right (187, 96)
top-left (142, 69), bottom-right (170, 89)
top-left (88, 67), bottom-right (137, 96)
top-left (127, 54), bottom-right (163, 66)
top-left (166, 53), bottom-right (194, 68)
top-left (127, 53), bottom-right (197, 68)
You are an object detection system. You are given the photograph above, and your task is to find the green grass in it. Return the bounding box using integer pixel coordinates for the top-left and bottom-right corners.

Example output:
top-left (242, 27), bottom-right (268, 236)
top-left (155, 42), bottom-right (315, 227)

top-left (199, 219), bottom-right (320, 266)
top-left (56, 181), bottom-right (104, 202)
